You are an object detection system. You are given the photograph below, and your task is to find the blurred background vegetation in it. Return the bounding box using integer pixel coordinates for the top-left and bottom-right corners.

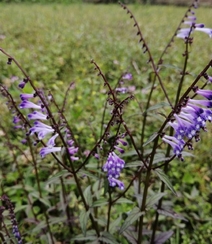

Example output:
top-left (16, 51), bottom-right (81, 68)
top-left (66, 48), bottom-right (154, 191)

top-left (0, 0), bottom-right (211, 6)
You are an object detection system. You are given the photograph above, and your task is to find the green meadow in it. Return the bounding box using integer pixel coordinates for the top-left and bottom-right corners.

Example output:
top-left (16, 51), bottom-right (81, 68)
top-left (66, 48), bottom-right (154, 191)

top-left (0, 3), bottom-right (211, 243)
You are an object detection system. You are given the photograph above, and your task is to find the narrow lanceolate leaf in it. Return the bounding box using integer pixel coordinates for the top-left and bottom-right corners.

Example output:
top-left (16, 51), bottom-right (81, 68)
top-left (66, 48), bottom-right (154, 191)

top-left (157, 208), bottom-right (188, 221)
top-left (109, 215), bottom-right (122, 234)
top-left (119, 207), bottom-right (144, 233)
top-left (154, 230), bottom-right (174, 244)
top-left (123, 229), bottom-right (137, 244)
top-left (93, 198), bottom-right (108, 207)
top-left (146, 102), bottom-right (170, 112)
top-left (79, 209), bottom-right (90, 236)
top-left (98, 232), bottom-right (120, 244)
top-left (154, 168), bottom-right (177, 195)
top-left (83, 185), bottom-right (93, 207)
top-left (146, 192), bottom-right (167, 208)
top-left (143, 132), bottom-right (158, 147)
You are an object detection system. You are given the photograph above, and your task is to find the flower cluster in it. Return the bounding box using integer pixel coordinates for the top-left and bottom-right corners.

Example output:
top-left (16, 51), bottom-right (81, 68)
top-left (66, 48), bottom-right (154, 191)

top-left (1, 195), bottom-right (22, 244)
top-left (102, 137), bottom-right (127, 190)
top-left (177, 5), bottom-right (212, 39)
top-left (13, 83), bottom-right (78, 160)
top-left (162, 88), bottom-right (212, 161)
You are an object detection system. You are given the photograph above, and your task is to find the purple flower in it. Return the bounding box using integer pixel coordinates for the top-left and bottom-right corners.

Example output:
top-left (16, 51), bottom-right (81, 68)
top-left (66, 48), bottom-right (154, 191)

top-left (122, 73), bottom-right (132, 80)
top-left (19, 100), bottom-right (41, 109)
top-left (47, 133), bottom-right (59, 147)
top-left (13, 116), bottom-right (21, 124)
top-left (195, 89), bottom-right (212, 100)
top-left (207, 76), bottom-right (212, 83)
top-left (108, 177), bottom-right (124, 190)
top-left (20, 93), bottom-right (35, 100)
top-left (40, 146), bottom-right (62, 158)
top-left (117, 138), bottom-right (128, 146)
top-left (29, 122), bottom-right (54, 140)
top-left (28, 111), bottom-right (48, 120)
top-left (114, 146), bottom-right (125, 154)
top-left (103, 152), bottom-right (125, 189)
top-left (188, 99), bottom-right (212, 108)
top-left (194, 27), bottom-right (212, 37)
top-left (162, 135), bottom-right (185, 160)
top-left (18, 81), bottom-right (26, 89)
top-left (115, 87), bottom-right (128, 94)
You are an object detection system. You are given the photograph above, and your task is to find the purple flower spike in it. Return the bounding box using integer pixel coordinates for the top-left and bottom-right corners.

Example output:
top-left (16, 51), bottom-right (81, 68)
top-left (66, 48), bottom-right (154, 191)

top-left (28, 111), bottom-right (48, 120)
top-left (195, 89), bottom-right (212, 100)
top-left (40, 146), bottom-right (62, 158)
top-left (19, 100), bottom-right (41, 109)
top-left (103, 152), bottom-right (125, 181)
top-left (108, 177), bottom-right (124, 190)
top-left (47, 133), bottom-right (58, 147)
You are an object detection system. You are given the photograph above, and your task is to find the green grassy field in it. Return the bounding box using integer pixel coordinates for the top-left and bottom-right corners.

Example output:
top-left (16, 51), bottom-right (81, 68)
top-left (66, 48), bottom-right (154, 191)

top-left (0, 3), bottom-right (211, 243)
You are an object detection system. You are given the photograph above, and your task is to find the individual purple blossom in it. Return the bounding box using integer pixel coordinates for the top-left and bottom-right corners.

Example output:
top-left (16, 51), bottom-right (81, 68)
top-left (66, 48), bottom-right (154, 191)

top-left (122, 73), bottom-right (132, 80)
top-left (68, 146), bottom-right (79, 155)
top-left (28, 111), bottom-right (48, 120)
top-left (207, 75), bottom-right (212, 83)
top-left (20, 93), bottom-right (36, 100)
top-left (188, 98), bottom-right (212, 108)
top-left (115, 87), bottom-right (128, 94)
top-left (162, 135), bottom-right (185, 160)
top-left (29, 121), bottom-right (54, 140)
top-left (194, 27), bottom-right (212, 37)
top-left (117, 138), bottom-right (128, 146)
top-left (40, 146), bottom-right (62, 158)
top-left (195, 89), bottom-right (212, 100)
top-left (19, 100), bottom-right (42, 109)
top-left (108, 177), bottom-right (124, 190)
top-left (47, 133), bottom-right (58, 147)
top-left (13, 116), bottom-right (21, 124)
top-left (18, 81), bottom-right (26, 89)
top-left (114, 146), bottom-right (125, 154)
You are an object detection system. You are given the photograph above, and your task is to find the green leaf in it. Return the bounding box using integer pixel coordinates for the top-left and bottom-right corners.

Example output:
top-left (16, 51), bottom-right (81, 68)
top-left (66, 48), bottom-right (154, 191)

top-left (71, 230), bottom-right (97, 241)
top-left (120, 207), bottom-right (144, 233)
top-left (109, 215), bottom-right (122, 234)
top-left (154, 230), bottom-right (174, 244)
top-left (93, 198), bottom-right (108, 207)
top-left (146, 102), bottom-right (170, 112)
top-left (45, 170), bottom-right (71, 185)
top-left (83, 185), bottom-right (93, 207)
top-left (146, 192), bottom-right (167, 208)
top-left (116, 198), bottom-right (134, 204)
top-left (30, 191), bottom-right (51, 207)
top-left (99, 232), bottom-right (120, 244)
top-left (154, 169), bottom-right (177, 196)
top-left (79, 209), bottom-right (90, 236)
top-left (143, 133), bottom-right (158, 147)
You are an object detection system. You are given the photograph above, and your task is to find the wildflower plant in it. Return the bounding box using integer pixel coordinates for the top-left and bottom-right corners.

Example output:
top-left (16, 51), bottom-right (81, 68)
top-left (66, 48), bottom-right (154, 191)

top-left (0, 0), bottom-right (212, 243)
